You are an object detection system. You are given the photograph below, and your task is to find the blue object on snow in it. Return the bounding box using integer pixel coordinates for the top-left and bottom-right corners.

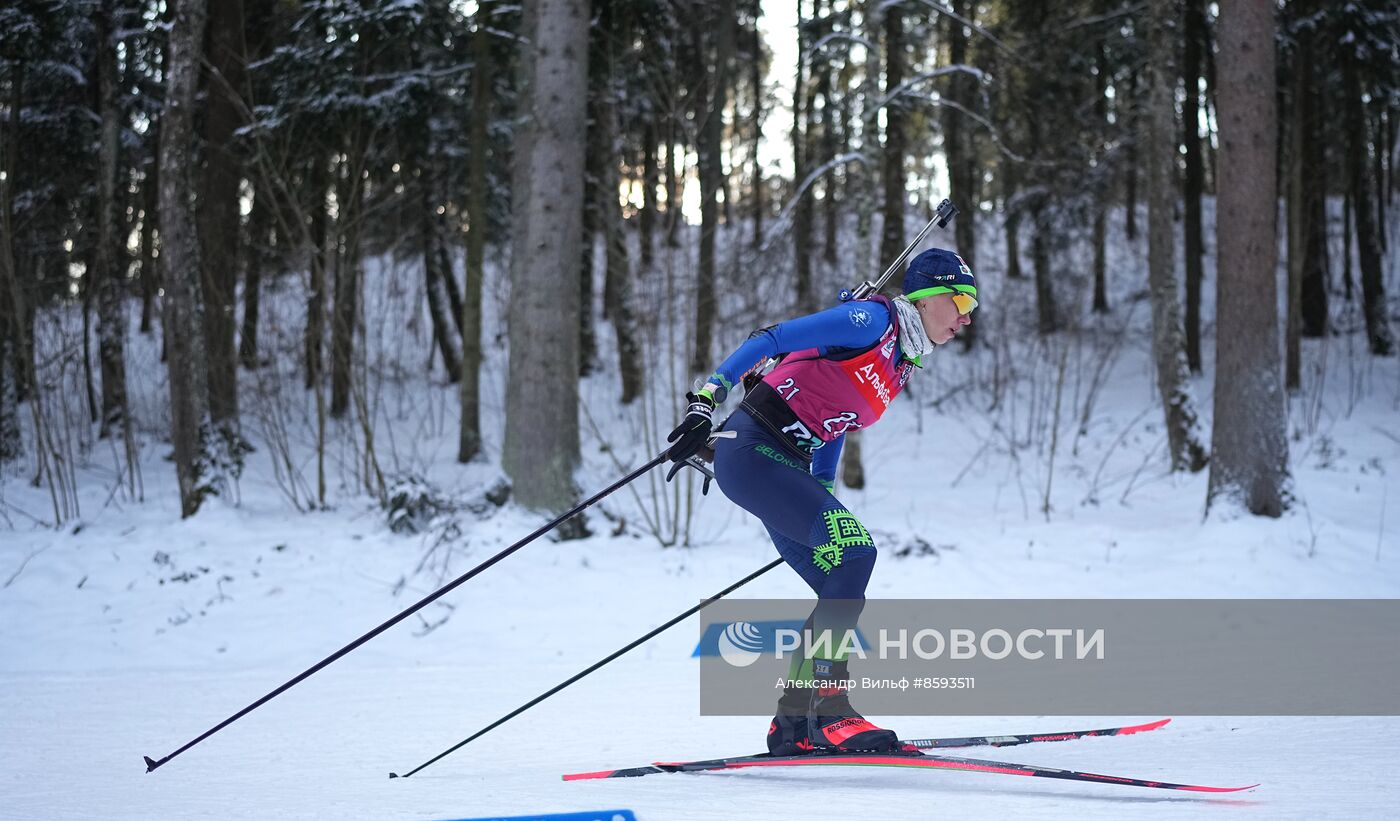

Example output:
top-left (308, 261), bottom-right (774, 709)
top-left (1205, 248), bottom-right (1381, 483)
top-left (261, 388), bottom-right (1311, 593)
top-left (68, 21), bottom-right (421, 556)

top-left (431, 811), bottom-right (636, 821)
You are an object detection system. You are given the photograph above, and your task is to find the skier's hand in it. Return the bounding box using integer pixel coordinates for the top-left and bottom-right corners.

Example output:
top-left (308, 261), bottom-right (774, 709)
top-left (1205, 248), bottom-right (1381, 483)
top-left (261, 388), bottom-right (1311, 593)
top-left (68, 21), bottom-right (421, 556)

top-left (666, 391), bottom-right (716, 463)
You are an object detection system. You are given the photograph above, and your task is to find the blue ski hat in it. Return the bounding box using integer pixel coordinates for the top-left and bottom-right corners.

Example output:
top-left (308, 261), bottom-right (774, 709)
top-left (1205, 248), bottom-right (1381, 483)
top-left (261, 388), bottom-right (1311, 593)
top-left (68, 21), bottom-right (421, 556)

top-left (903, 248), bottom-right (978, 303)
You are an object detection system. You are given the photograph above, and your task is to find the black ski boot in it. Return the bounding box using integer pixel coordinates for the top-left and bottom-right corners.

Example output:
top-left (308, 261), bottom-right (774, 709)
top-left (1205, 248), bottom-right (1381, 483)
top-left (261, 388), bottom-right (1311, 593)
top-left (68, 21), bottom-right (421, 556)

top-left (807, 659), bottom-right (899, 752)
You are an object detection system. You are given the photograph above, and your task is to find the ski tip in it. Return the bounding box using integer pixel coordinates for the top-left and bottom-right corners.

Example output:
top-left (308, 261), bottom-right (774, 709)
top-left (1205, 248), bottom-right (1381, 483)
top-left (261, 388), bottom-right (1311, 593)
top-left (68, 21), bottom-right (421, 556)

top-left (1183, 782), bottom-right (1260, 793)
top-left (143, 755), bottom-right (160, 773)
top-left (1119, 718), bottom-right (1172, 735)
top-left (388, 772), bottom-right (400, 779)
top-left (562, 769), bottom-right (616, 781)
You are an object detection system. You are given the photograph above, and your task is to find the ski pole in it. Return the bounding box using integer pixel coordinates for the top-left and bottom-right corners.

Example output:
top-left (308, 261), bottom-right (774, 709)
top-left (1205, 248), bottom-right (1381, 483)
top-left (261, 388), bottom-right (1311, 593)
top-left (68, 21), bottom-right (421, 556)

top-left (839, 197), bottom-right (960, 302)
top-left (144, 449), bottom-right (673, 774)
top-left (389, 557), bottom-right (785, 779)
top-left (741, 198), bottom-right (961, 390)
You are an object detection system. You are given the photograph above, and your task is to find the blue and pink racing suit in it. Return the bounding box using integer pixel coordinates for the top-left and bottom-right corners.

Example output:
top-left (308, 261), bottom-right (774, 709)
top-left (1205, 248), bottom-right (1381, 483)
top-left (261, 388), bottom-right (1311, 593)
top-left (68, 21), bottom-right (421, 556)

top-left (703, 296), bottom-right (918, 668)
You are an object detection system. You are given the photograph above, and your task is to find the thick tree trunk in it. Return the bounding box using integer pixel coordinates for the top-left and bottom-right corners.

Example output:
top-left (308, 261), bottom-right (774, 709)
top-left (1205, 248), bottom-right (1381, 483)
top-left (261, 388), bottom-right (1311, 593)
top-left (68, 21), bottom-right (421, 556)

top-left (198, 0), bottom-right (245, 429)
top-left (459, 1), bottom-right (491, 464)
top-left (159, 0), bottom-right (214, 517)
top-left (1208, 0), bottom-right (1289, 516)
top-left (692, 0), bottom-right (733, 373)
top-left (1345, 42), bottom-right (1395, 356)
top-left (1146, 0), bottom-right (1207, 472)
top-left (96, 0), bottom-right (129, 436)
top-left (503, 0), bottom-right (589, 516)
top-left (1183, 0), bottom-right (1205, 373)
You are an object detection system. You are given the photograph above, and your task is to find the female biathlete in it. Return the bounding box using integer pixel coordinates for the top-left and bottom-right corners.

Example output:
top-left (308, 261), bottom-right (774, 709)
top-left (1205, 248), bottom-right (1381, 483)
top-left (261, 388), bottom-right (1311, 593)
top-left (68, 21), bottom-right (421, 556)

top-left (666, 248), bottom-right (979, 755)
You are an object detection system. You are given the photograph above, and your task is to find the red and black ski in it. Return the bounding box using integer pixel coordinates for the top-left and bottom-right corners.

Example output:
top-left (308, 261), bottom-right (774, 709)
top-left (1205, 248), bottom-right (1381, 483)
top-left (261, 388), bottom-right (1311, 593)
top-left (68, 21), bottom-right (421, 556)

top-left (562, 718), bottom-right (1256, 792)
top-left (564, 749), bottom-right (1255, 793)
top-left (902, 717), bottom-right (1171, 750)
top-left (563, 718), bottom-right (1171, 780)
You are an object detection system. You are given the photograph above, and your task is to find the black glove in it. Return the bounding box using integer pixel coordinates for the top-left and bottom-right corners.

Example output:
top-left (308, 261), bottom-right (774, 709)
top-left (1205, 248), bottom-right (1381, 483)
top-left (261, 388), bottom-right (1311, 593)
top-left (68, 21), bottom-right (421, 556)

top-left (666, 392), bottom-right (716, 463)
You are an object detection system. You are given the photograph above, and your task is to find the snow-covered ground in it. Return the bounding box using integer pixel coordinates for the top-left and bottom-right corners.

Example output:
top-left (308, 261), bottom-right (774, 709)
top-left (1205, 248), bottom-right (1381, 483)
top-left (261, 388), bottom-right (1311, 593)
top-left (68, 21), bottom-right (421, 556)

top-left (2, 202), bottom-right (1398, 819)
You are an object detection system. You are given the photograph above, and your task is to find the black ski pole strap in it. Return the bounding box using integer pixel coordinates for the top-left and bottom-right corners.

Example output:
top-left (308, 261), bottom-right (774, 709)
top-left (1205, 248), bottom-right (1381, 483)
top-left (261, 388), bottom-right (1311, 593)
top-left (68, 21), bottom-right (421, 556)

top-left (144, 448), bottom-right (672, 774)
top-left (389, 557), bottom-right (785, 779)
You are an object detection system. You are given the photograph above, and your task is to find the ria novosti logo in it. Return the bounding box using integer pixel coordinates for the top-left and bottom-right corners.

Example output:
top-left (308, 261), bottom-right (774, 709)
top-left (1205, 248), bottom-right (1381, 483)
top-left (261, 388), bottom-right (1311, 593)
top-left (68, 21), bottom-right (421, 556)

top-left (717, 621), bottom-right (765, 667)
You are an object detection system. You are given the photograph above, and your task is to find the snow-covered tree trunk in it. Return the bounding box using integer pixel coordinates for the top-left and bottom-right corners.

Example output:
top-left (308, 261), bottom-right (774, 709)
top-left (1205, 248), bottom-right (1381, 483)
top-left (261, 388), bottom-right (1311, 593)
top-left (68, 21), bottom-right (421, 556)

top-left (1146, 0), bottom-right (1207, 473)
top-left (503, 0), bottom-right (588, 516)
top-left (159, 0), bottom-right (215, 517)
top-left (1208, 0), bottom-right (1289, 517)
top-left (96, 0), bottom-right (129, 437)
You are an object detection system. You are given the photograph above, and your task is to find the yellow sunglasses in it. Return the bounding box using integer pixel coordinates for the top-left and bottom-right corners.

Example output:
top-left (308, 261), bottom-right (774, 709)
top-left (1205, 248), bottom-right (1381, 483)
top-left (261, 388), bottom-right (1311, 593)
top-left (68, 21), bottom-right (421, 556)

top-left (908, 286), bottom-right (978, 315)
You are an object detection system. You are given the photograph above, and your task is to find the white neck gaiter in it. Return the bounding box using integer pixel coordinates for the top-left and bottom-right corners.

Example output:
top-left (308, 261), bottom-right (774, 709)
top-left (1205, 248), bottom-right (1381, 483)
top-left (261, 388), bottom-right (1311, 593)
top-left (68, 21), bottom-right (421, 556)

top-left (892, 295), bottom-right (933, 364)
